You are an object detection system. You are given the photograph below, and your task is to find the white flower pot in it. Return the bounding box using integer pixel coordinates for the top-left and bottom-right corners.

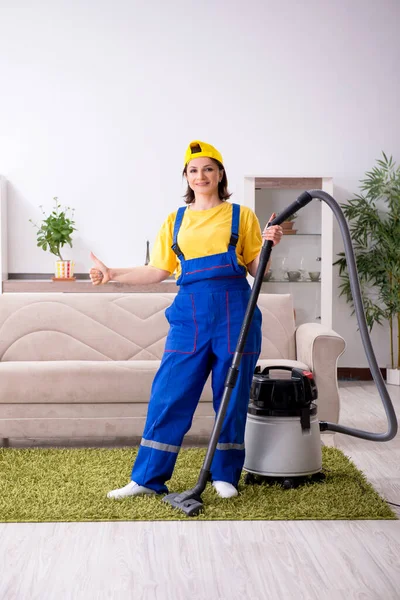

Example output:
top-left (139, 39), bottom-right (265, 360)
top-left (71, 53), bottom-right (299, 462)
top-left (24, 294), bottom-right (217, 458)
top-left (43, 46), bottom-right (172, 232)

top-left (54, 260), bottom-right (75, 280)
top-left (386, 368), bottom-right (400, 386)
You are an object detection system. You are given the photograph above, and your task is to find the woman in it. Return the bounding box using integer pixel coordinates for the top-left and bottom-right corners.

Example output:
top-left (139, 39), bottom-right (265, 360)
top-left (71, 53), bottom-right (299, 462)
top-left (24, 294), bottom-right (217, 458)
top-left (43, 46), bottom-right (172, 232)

top-left (90, 140), bottom-right (283, 499)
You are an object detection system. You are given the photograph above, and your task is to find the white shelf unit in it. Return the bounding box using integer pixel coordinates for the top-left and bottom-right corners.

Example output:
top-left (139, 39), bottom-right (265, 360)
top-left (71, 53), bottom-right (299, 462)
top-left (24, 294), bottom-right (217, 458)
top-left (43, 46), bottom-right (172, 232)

top-left (0, 176), bottom-right (7, 293)
top-left (244, 177), bottom-right (333, 328)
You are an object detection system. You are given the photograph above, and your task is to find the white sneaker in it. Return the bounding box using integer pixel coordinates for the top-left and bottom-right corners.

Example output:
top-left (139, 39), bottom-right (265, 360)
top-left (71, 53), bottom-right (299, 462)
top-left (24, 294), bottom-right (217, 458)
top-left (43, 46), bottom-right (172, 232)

top-left (107, 480), bottom-right (156, 499)
top-left (212, 481), bottom-right (238, 498)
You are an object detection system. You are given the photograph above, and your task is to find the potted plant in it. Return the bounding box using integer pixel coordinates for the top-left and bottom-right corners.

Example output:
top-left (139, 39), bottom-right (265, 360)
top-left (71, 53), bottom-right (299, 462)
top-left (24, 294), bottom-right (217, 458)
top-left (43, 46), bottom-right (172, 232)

top-left (30, 197), bottom-right (77, 280)
top-left (281, 212), bottom-right (298, 235)
top-left (334, 153), bottom-right (400, 384)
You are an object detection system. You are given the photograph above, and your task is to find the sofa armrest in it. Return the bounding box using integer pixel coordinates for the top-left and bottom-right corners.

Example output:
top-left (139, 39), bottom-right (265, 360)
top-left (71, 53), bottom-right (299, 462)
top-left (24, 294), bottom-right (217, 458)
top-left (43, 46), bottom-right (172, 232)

top-left (296, 323), bottom-right (346, 424)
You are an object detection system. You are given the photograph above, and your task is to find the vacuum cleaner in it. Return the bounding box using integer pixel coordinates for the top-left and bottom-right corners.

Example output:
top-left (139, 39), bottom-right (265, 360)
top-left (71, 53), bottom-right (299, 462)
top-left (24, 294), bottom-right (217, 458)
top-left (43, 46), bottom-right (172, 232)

top-left (243, 366), bottom-right (325, 489)
top-left (163, 190), bottom-right (398, 516)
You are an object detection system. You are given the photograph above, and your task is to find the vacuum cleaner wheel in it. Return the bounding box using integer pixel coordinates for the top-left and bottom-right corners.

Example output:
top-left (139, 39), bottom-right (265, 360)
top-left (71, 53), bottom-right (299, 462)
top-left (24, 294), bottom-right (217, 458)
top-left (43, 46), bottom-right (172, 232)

top-left (244, 471), bottom-right (326, 489)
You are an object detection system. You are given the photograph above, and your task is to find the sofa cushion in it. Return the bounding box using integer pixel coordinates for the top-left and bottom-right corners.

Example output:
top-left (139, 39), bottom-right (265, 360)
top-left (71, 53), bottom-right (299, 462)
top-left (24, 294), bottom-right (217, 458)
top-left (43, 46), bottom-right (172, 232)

top-left (0, 360), bottom-right (214, 404)
top-left (0, 292), bottom-right (296, 362)
top-left (257, 294), bottom-right (296, 360)
top-left (0, 294), bottom-right (174, 361)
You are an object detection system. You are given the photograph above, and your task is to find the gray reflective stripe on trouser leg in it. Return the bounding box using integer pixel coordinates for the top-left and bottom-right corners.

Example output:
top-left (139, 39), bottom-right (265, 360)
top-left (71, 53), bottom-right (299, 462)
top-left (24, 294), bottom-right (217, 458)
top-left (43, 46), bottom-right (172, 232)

top-left (140, 438), bottom-right (180, 453)
top-left (216, 443), bottom-right (245, 451)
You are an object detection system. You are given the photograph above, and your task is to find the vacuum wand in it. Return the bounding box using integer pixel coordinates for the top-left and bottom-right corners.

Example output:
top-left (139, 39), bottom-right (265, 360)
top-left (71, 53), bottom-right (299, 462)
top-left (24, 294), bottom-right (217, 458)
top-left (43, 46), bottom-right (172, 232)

top-left (200, 238), bottom-right (273, 469)
top-left (162, 238), bottom-right (274, 516)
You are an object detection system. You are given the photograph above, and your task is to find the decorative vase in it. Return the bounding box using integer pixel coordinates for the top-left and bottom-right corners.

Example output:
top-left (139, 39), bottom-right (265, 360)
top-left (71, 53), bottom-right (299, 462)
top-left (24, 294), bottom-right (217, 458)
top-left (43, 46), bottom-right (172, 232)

top-left (282, 221), bottom-right (297, 235)
top-left (53, 260), bottom-right (76, 281)
top-left (386, 368), bottom-right (400, 386)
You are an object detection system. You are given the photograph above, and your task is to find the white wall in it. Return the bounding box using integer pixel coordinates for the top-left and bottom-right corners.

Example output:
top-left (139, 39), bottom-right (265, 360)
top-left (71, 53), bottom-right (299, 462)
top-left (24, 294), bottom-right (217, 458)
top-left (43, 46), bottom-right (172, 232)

top-left (0, 0), bottom-right (399, 367)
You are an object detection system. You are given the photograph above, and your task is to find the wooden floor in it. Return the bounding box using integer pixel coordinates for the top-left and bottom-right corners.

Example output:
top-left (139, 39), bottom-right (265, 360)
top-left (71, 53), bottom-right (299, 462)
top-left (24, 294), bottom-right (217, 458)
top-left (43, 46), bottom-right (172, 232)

top-left (1, 382), bottom-right (399, 600)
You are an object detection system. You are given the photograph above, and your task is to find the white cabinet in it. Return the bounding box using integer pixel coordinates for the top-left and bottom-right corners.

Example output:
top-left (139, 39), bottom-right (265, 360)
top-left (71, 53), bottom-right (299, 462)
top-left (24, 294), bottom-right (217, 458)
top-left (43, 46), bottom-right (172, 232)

top-left (0, 176), bottom-right (7, 293)
top-left (244, 177), bottom-right (333, 328)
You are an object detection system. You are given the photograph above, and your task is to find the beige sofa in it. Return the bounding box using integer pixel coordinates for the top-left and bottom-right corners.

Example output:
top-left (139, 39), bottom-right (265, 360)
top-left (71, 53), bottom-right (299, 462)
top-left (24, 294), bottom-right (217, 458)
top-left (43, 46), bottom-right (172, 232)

top-left (0, 292), bottom-right (345, 446)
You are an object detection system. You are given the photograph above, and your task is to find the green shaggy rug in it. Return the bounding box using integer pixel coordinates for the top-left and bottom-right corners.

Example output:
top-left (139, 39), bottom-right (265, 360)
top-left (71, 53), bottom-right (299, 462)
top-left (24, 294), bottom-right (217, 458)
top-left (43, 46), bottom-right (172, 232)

top-left (0, 447), bottom-right (396, 522)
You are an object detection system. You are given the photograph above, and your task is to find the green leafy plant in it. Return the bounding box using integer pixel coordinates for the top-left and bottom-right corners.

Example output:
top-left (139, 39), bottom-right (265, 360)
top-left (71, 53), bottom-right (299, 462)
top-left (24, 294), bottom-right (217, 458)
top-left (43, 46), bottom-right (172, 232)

top-left (334, 153), bottom-right (400, 369)
top-left (30, 197), bottom-right (77, 261)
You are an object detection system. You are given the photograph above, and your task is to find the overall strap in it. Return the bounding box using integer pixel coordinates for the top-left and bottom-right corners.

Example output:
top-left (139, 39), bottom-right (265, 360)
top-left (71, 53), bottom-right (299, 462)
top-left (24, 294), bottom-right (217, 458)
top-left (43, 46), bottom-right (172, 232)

top-left (171, 206), bottom-right (186, 260)
top-left (228, 203), bottom-right (240, 249)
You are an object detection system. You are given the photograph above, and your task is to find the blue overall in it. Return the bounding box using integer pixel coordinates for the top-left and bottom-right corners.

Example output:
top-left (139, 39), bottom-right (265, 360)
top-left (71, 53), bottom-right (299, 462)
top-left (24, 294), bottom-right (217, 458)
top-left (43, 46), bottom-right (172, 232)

top-left (131, 203), bottom-right (262, 493)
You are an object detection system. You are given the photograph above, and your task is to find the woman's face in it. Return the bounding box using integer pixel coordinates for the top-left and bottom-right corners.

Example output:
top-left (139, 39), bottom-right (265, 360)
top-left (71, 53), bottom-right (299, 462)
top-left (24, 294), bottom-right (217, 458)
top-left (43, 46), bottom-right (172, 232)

top-left (185, 157), bottom-right (222, 195)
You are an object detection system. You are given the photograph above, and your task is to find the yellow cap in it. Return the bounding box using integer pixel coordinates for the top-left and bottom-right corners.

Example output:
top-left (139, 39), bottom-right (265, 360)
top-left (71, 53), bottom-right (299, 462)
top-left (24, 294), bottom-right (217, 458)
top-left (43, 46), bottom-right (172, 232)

top-left (184, 140), bottom-right (223, 167)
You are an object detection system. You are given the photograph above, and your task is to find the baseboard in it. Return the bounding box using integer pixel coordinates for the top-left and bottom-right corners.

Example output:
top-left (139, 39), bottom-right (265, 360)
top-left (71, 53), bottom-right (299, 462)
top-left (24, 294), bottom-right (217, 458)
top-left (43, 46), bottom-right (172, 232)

top-left (337, 367), bottom-right (387, 381)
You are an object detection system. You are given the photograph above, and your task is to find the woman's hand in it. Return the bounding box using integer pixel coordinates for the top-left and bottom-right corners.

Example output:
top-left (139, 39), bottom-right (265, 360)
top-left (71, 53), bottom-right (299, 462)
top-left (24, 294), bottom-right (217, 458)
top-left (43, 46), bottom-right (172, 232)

top-left (89, 252), bottom-right (111, 285)
top-left (262, 213), bottom-right (283, 246)
top-left (246, 213), bottom-right (284, 277)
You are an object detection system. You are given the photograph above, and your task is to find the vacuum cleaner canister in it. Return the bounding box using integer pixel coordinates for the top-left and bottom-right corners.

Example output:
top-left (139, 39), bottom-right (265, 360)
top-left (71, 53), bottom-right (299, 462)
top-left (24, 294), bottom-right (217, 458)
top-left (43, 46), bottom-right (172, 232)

top-left (244, 367), bottom-right (323, 479)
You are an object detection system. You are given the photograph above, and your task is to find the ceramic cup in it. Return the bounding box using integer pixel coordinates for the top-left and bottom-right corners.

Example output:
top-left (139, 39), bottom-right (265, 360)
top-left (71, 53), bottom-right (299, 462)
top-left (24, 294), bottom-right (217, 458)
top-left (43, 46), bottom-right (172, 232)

top-left (287, 270), bottom-right (301, 282)
top-left (308, 271), bottom-right (321, 282)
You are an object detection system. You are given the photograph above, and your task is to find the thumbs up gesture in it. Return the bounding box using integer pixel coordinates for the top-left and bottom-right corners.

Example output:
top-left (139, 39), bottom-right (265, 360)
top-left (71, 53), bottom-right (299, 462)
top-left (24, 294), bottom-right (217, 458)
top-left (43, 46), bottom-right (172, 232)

top-left (89, 252), bottom-right (111, 285)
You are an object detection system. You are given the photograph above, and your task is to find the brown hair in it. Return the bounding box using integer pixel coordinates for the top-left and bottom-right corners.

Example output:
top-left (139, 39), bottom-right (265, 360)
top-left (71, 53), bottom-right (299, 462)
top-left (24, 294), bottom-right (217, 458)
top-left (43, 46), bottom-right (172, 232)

top-left (182, 158), bottom-right (232, 204)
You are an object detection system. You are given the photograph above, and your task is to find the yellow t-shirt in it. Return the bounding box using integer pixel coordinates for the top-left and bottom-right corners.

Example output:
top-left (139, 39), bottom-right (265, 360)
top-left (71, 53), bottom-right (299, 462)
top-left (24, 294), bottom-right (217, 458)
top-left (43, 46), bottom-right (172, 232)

top-left (149, 202), bottom-right (262, 279)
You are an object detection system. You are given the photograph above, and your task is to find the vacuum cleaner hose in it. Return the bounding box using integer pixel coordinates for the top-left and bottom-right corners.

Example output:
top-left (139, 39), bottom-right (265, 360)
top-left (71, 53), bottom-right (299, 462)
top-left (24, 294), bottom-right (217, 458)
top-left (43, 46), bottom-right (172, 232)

top-left (299, 190), bottom-right (397, 441)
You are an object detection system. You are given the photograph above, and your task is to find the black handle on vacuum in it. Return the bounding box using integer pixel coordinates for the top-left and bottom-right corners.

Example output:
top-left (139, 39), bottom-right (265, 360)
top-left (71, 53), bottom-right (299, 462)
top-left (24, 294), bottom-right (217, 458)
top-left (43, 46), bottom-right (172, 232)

top-left (261, 365), bottom-right (306, 379)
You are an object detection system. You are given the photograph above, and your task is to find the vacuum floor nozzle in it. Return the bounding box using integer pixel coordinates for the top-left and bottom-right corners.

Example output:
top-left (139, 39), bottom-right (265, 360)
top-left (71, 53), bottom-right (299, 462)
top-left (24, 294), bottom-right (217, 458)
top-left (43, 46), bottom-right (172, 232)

top-left (162, 490), bottom-right (204, 517)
